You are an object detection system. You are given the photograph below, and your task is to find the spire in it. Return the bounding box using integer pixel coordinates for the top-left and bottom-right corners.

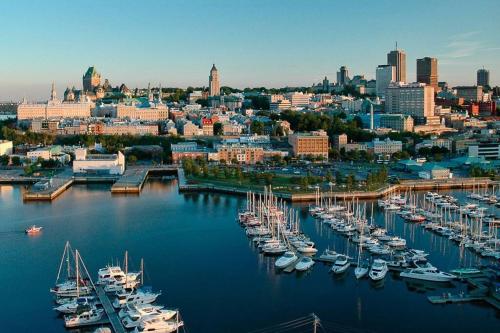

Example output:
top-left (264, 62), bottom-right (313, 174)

top-left (157, 83), bottom-right (162, 103)
top-left (147, 82), bottom-right (153, 102)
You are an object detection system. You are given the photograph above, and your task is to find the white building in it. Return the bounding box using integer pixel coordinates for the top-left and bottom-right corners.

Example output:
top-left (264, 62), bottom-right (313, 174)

top-left (0, 140), bottom-right (13, 155)
top-left (370, 138), bottom-right (403, 155)
top-left (385, 82), bottom-right (435, 120)
top-left (285, 92), bottom-right (311, 107)
top-left (376, 65), bottom-right (395, 98)
top-left (72, 148), bottom-right (125, 175)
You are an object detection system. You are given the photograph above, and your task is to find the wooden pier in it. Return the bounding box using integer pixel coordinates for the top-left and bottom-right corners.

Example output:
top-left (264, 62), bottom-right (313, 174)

top-left (95, 286), bottom-right (126, 333)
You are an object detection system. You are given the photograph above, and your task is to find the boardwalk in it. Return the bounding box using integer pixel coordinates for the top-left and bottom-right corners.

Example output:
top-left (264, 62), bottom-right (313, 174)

top-left (95, 286), bottom-right (126, 333)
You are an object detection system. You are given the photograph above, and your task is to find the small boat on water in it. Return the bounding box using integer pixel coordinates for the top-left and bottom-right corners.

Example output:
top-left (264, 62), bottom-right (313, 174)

top-left (64, 307), bottom-right (104, 328)
top-left (400, 266), bottom-right (456, 282)
top-left (275, 251), bottom-right (298, 269)
top-left (112, 287), bottom-right (161, 309)
top-left (331, 255), bottom-right (350, 274)
top-left (369, 259), bottom-right (388, 281)
top-left (133, 316), bottom-right (183, 333)
top-left (123, 309), bottom-right (178, 329)
top-left (25, 225), bottom-right (43, 234)
top-left (54, 296), bottom-right (95, 314)
top-left (119, 303), bottom-right (164, 319)
top-left (295, 257), bottom-right (315, 271)
top-left (318, 248), bottom-right (340, 262)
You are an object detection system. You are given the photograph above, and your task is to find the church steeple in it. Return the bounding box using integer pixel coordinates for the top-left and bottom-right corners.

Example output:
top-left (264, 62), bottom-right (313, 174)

top-left (147, 82), bottom-right (153, 102)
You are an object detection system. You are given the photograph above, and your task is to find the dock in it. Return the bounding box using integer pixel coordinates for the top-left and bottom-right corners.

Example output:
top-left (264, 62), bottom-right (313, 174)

top-left (428, 293), bottom-right (485, 304)
top-left (111, 167), bottom-right (149, 194)
top-left (23, 170), bottom-right (74, 201)
top-left (95, 286), bottom-right (126, 333)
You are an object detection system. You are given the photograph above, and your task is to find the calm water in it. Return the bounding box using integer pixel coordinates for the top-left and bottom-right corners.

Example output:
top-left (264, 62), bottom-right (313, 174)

top-left (0, 181), bottom-right (499, 332)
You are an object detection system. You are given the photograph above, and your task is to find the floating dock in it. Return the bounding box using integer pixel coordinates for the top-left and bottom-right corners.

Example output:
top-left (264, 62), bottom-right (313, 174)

top-left (95, 286), bottom-right (126, 333)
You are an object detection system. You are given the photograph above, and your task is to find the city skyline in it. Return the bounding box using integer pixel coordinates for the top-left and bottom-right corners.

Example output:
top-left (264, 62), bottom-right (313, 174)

top-left (1, 0), bottom-right (499, 100)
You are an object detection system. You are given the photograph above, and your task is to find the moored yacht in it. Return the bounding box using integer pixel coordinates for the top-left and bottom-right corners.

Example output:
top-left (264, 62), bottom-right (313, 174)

top-left (133, 316), bottom-right (184, 333)
top-left (369, 259), bottom-right (388, 281)
top-left (113, 287), bottom-right (161, 309)
top-left (330, 255), bottom-right (350, 274)
top-left (295, 257), bottom-right (315, 271)
top-left (64, 307), bottom-right (104, 328)
top-left (275, 251), bottom-right (298, 269)
top-left (400, 266), bottom-right (456, 282)
top-left (123, 309), bottom-right (178, 329)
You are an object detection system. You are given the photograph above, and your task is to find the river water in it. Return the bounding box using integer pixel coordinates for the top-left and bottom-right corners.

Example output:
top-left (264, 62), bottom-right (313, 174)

top-left (0, 181), bottom-right (498, 332)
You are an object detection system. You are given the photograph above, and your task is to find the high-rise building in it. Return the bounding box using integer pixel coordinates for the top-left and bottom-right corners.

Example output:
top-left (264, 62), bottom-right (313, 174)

top-left (375, 65), bottom-right (396, 98)
top-left (322, 76), bottom-right (330, 92)
top-left (387, 48), bottom-right (407, 83)
top-left (209, 64), bottom-right (220, 97)
top-left (477, 68), bottom-right (490, 87)
top-left (385, 82), bottom-right (435, 122)
top-left (417, 57), bottom-right (438, 91)
top-left (337, 66), bottom-right (349, 86)
top-left (454, 86), bottom-right (484, 102)
top-left (82, 66), bottom-right (101, 92)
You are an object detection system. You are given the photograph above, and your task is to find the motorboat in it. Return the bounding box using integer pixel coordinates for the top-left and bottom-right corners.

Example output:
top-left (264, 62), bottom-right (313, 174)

top-left (296, 241), bottom-right (318, 254)
top-left (330, 255), bottom-right (350, 274)
top-left (274, 251), bottom-right (298, 269)
top-left (112, 287), bottom-right (161, 309)
top-left (54, 296), bottom-right (95, 314)
top-left (367, 244), bottom-right (391, 255)
top-left (387, 237), bottom-right (406, 248)
top-left (104, 273), bottom-right (141, 293)
top-left (369, 259), bottom-right (388, 281)
top-left (25, 225), bottom-right (43, 234)
top-left (64, 307), bottom-right (104, 328)
top-left (450, 268), bottom-right (482, 278)
top-left (133, 316), bottom-right (184, 333)
top-left (123, 309), bottom-right (178, 329)
top-left (400, 266), bottom-right (456, 282)
top-left (97, 266), bottom-right (128, 285)
top-left (318, 248), bottom-right (339, 262)
top-left (295, 257), bottom-right (315, 271)
top-left (119, 303), bottom-right (164, 319)
top-left (354, 261), bottom-right (369, 279)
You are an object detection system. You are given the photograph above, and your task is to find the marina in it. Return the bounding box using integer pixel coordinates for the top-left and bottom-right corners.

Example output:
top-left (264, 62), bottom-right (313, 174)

top-left (1, 180), bottom-right (499, 332)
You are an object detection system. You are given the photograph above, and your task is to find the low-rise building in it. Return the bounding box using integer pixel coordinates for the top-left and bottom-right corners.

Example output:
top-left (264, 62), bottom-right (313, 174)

top-left (214, 144), bottom-right (264, 164)
top-left (415, 138), bottom-right (452, 151)
top-left (418, 164), bottom-right (451, 179)
top-left (72, 148), bottom-right (125, 175)
top-left (379, 114), bottom-right (414, 132)
top-left (468, 144), bottom-right (500, 160)
top-left (370, 138), bottom-right (402, 155)
top-left (171, 142), bottom-right (210, 163)
top-left (288, 130), bottom-right (329, 159)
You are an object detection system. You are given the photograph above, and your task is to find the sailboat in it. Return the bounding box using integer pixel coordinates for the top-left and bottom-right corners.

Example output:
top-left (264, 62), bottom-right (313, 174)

top-left (51, 242), bottom-right (92, 298)
top-left (354, 218), bottom-right (368, 279)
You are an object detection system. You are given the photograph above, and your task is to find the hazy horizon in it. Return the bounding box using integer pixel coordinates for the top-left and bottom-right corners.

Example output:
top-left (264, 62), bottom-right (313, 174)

top-left (1, 0), bottom-right (499, 101)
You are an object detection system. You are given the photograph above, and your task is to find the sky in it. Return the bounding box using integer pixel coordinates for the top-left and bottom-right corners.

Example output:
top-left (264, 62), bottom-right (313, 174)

top-left (0, 0), bottom-right (499, 100)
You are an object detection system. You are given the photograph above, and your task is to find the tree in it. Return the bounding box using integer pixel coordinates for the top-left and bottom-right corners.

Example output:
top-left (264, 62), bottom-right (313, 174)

top-left (335, 171), bottom-right (343, 184)
top-left (250, 120), bottom-right (265, 135)
top-left (346, 173), bottom-right (356, 190)
top-left (0, 154), bottom-right (9, 166)
top-left (213, 122), bottom-right (223, 136)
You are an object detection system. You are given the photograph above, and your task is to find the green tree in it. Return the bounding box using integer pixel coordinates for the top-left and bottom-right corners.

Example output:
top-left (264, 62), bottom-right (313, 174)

top-left (127, 154), bottom-right (138, 165)
top-left (250, 120), bottom-right (265, 135)
top-left (0, 154), bottom-right (9, 166)
top-left (213, 122), bottom-right (223, 136)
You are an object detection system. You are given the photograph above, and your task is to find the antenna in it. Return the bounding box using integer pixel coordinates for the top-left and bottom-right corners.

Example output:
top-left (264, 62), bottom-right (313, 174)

top-left (395, 41), bottom-right (398, 50)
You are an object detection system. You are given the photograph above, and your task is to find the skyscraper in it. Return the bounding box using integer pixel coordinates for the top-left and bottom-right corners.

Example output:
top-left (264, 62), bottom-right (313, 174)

top-left (209, 64), bottom-right (220, 97)
top-left (336, 66), bottom-right (349, 86)
top-left (376, 65), bottom-right (396, 98)
top-left (416, 57), bottom-right (438, 91)
top-left (387, 48), bottom-right (406, 83)
top-left (322, 76), bottom-right (330, 92)
top-left (477, 68), bottom-right (490, 87)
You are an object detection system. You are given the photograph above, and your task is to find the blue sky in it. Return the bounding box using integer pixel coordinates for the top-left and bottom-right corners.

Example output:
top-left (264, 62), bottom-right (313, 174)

top-left (0, 0), bottom-right (499, 100)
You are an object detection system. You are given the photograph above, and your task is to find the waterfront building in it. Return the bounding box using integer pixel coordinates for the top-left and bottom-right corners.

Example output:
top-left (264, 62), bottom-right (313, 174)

top-left (171, 142), bottom-right (210, 163)
top-left (27, 146), bottom-right (70, 164)
top-left (72, 148), bottom-right (125, 175)
top-left (379, 114), bottom-right (414, 132)
top-left (477, 68), bottom-right (490, 87)
top-left (387, 48), bottom-right (407, 83)
top-left (454, 86), bottom-right (484, 102)
top-left (418, 164), bottom-right (451, 179)
top-left (17, 83), bottom-right (92, 120)
top-left (288, 130), bottom-right (329, 159)
top-left (416, 57), bottom-right (438, 91)
top-left (337, 66), bottom-right (349, 86)
top-left (209, 64), bottom-right (220, 97)
top-left (214, 144), bottom-right (264, 164)
top-left (385, 82), bottom-right (435, 122)
top-left (376, 65), bottom-right (396, 98)
top-left (0, 140), bottom-right (13, 155)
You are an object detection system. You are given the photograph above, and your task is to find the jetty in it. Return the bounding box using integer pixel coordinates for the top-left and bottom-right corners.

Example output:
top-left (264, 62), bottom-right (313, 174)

top-left (23, 170), bottom-right (74, 201)
top-left (95, 286), bottom-right (126, 333)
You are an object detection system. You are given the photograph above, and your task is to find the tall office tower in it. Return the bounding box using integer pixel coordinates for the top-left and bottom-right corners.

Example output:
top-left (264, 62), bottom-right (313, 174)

top-left (322, 76), bottom-right (330, 92)
top-left (477, 68), bottom-right (490, 87)
top-left (209, 64), bottom-right (220, 97)
top-left (376, 65), bottom-right (396, 98)
top-left (387, 47), bottom-right (407, 83)
top-left (336, 66), bottom-right (349, 86)
top-left (82, 66), bottom-right (101, 92)
top-left (417, 57), bottom-right (438, 91)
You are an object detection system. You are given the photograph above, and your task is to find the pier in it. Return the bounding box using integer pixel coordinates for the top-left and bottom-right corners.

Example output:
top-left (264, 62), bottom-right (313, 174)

top-left (111, 165), bottom-right (178, 194)
top-left (23, 170), bottom-right (74, 201)
top-left (95, 286), bottom-right (126, 333)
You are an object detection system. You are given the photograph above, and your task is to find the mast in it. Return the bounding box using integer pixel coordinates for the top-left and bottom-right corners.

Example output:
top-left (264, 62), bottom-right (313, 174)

top-left (141, 258), bottom-right (144, 286)
top-left (75, 249), bottom-right (80, 297)
top-left (125, 250), bottom-right (128, 287)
